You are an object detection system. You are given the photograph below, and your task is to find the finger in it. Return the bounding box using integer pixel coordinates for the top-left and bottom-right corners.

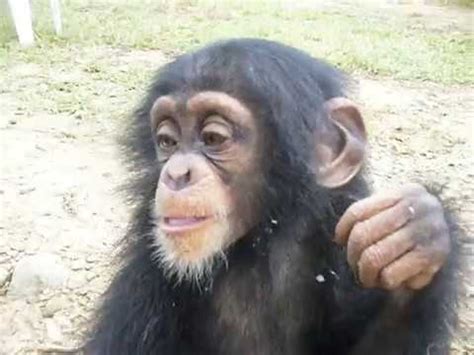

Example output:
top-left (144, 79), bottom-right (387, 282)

top-left (357, 224), bottom-right (416, 288)
top-left (335, 183), bottom-right (432, 245)
top-left (347, 200), bottom-right (414, 270)
top-left (379, 249), bottom-right (432, 290)
top-left (405, 271), bottom-right (436, 290)
top-left (335, 193), bottom-right (402, 245)
top-left (404, 240), bottom-right (447, 290)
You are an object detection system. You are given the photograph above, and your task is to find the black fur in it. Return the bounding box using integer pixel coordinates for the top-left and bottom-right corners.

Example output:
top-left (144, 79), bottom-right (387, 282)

top-left (85, 39), bottom-right (458, 355)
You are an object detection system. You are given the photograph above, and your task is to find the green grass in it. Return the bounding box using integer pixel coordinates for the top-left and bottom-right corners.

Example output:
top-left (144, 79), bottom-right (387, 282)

top-left (0, 0), bottom-right (472, 84)
top-left (448, 0), bottom-right (474, 7)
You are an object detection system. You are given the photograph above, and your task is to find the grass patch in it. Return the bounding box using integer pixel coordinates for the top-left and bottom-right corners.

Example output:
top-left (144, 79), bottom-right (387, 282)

top-left (0, 0), bottom-right (472, 84)
top-left (446, 0), bottom-right (474, 7)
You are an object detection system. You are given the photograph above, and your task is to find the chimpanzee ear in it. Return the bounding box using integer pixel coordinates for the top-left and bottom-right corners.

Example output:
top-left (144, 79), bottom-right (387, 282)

top-left (313, 97), bottom-right (367, 188)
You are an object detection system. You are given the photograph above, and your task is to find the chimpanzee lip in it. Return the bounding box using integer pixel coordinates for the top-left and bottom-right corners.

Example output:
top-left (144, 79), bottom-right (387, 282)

top-left (160, 216), bottom-right (211, 234)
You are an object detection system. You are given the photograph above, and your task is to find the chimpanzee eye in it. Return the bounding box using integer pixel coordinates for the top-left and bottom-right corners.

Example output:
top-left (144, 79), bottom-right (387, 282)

top-left (201, 119), bottom-right (232, 150)
top-left (202, 132), bottom-right (228, 147)
top-left (157, 134), bottom-right (178, 150)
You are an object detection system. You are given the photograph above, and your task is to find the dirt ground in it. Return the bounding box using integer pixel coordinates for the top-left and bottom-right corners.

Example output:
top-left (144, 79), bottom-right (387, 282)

top-left (0, 48), bottom-right (472, 354)
top-left (0, 10), bottom-right (473, 355)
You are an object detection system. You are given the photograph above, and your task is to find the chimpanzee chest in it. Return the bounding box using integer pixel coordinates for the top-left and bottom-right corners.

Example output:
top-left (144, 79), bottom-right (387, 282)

top-left (198, 245), bottom-right (336, 355)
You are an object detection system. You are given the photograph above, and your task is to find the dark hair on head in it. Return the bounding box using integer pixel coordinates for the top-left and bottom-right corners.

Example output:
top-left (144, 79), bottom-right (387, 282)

top-left (126, 38), bottom-right (354, 226)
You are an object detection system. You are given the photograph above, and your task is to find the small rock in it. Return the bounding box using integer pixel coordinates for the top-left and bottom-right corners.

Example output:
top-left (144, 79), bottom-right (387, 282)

top-left (0, 267), bottom-right (10, 287)
top-left (19, 187), bottom-right (36, 195)
top-left (45, 318), bottom-right (63, 343)
top-left (67, 273), bottom-right (88, 290)
top-left (9, 241), bottom-right (24, 251)
top-left (39, 289), bottom-right (55, 302)
top-left (78, 297), bottom-right (91, 306)
top-left (86, 255), bottom-right (97, 263)
top-left (42, 295), bottom-right (69, 318)
top-left (466, 285), bottom-right (474, 298)
top-left (86, 277), bottom-right (106, 294)
top-left (70, 260), bottom-right (85, 271)
top-left (7, 253), bottom-right (70, 298)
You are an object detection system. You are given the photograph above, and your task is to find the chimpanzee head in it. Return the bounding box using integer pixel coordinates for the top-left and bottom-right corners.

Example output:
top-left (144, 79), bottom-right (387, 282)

top-left (127, 39), bottom-right (367, 283)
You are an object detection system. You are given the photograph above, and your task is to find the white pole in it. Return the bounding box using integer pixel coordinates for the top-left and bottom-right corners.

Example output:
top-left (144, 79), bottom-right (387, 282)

top-left (50, 0), bottom-right (62, 35)
top-left (8, 0), bottom-right (34, 46)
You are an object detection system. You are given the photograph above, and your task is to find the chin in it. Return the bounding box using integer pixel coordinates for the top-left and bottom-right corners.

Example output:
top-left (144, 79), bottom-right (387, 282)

top-left (150, 218), bottom-right (231, 285)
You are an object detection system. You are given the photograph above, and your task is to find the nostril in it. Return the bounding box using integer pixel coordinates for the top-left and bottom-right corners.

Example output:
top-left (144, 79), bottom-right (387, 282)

top-left (162, 173), bottom-right (176, 190)
top-left (176, 170), bottom-right (191, 190)
top-left (163, 169), bottom-right (192, 191)
top-left (183, 170), bottom-right (191, 184)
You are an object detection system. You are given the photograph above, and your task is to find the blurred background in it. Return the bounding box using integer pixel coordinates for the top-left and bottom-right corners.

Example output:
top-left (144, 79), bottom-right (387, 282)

top-left (0, 1), bottom-right (472, 354)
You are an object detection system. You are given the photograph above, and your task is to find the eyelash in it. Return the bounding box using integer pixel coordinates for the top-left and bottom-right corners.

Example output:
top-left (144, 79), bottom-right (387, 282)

top-left (201, 131), bottom-right (228, 147)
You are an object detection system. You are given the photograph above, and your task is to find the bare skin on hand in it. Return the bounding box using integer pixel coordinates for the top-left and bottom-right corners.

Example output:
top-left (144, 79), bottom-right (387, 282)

top-left (335, 183), bottom-right (450, 290)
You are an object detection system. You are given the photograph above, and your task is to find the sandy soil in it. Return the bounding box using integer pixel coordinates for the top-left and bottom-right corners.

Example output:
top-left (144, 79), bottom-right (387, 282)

top-left (0, 49), bottom-right (472, 354)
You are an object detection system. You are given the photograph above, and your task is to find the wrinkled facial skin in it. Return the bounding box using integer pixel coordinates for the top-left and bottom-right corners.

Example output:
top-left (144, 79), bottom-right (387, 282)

top-left (149, 91), bottom-right (263, 282)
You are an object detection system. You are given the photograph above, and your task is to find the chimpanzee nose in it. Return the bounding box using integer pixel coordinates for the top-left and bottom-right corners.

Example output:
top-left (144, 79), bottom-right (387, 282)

top-left (162, 157), bottom-right (193, 191)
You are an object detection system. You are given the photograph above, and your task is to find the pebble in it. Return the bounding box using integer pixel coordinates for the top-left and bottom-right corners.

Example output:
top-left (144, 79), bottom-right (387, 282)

top-left (0, 267), bottom-right (10, 287)
top-left (45, 318), bottom-right (63, 343)
top-left (70, 260), bottom-right (86, 271)
top-left (466, 285), bottom-right (474, 298)
top-left (67, 273), bottom-right (88, 290)
top-left (7, 253), bottom-right (70, 298)
top-left (42, 295), bottom-right (69, 318)
top-left (86, 254), bottom-right (97, 263)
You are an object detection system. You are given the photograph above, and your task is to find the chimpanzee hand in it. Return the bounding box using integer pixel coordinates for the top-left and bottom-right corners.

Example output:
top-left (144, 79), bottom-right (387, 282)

top-left (334, 183), bottom-right (450, 290)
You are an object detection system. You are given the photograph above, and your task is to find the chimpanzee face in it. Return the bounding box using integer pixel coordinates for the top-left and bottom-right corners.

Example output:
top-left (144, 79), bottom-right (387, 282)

top-left (150, 91), bottom-right (264, 282)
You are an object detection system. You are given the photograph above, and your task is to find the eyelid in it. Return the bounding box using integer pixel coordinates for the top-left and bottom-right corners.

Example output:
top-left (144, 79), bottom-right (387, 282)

top-left (202, 114), bottom-right (233, 131)
top-left (201, 121), bottom-right (232, 137)
top-left (152, 113), bottom-right (172, 131)
top-left (156, 120), bottom-right (179, 136)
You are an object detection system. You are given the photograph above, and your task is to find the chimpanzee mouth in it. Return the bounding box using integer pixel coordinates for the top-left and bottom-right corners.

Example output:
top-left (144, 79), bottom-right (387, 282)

top-left (160, 216), bottom-right (211, 234)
